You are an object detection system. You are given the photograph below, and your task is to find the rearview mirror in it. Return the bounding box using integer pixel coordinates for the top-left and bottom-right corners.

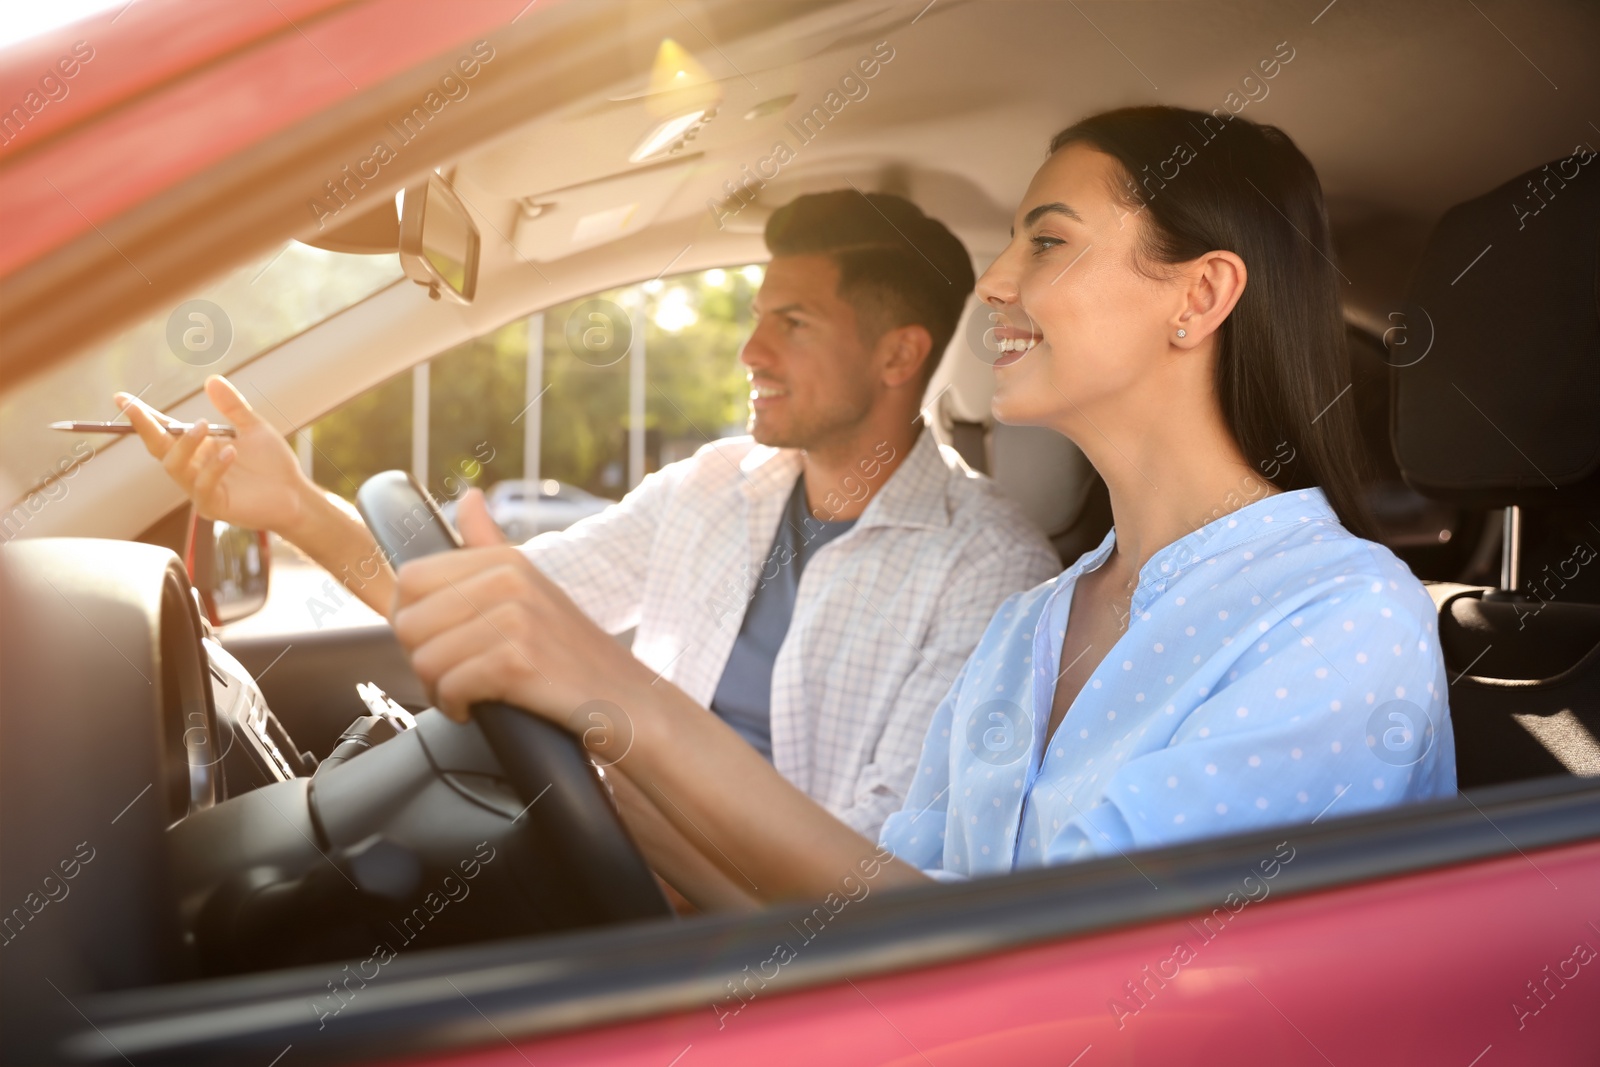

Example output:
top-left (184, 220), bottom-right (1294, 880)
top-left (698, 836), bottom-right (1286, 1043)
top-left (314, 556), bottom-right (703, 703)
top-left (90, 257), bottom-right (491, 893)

top-left (399, 172), bottom-right (480, 304)
top-left (186, 513), bottom-right (270, 626)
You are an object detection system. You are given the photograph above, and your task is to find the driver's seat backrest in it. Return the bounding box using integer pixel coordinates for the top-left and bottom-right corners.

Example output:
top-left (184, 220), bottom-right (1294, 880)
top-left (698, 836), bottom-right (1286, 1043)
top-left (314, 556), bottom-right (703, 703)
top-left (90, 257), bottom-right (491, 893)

top-left (1393, 147), bottom-right (1600, 789)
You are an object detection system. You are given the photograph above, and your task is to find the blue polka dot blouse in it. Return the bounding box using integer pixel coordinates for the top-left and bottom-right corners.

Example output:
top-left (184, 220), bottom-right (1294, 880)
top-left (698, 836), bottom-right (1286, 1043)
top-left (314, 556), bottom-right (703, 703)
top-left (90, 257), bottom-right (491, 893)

top-left (878, 487), bottom-right (1457, 879)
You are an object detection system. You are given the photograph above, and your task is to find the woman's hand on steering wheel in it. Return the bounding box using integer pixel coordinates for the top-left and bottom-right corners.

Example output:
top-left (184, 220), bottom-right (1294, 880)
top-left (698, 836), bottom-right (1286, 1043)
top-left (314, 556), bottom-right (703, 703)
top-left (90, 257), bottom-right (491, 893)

top-left (392, 489), bottom-right (652, 757)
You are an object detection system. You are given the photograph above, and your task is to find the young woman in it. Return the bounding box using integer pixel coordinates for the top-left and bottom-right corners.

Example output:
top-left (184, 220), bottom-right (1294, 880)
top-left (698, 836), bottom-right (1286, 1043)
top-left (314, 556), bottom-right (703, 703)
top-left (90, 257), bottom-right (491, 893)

top-left (391, 106), bottom-right (1457, 908)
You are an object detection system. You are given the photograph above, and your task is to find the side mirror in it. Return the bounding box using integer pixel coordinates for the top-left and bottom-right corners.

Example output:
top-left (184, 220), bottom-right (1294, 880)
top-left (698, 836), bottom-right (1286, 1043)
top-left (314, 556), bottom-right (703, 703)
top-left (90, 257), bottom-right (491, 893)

top-left (185, 512), bottom-right (271, 626)
top-left (399, 172), bottom-right (480, 304)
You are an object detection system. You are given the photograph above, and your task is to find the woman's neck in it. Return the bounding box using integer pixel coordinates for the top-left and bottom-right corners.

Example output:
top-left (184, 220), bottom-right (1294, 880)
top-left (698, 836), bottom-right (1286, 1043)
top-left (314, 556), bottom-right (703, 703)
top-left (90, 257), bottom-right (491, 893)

top-left (1066, 390), bottom-right (1278, 583)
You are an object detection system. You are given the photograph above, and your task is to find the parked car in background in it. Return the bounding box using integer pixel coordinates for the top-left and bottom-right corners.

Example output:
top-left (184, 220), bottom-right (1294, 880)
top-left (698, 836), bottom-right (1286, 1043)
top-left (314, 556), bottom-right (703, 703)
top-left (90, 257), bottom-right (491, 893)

top-left (440, 478), bottom-right (611, 541)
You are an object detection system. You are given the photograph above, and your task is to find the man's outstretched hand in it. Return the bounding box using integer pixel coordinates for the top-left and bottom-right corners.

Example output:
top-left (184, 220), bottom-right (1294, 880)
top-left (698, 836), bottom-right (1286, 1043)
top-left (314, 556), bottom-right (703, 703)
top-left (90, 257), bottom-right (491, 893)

top-left (114, 376), bottom-right (315, 536)
top-left (393, 488), bottom-right (651, 732)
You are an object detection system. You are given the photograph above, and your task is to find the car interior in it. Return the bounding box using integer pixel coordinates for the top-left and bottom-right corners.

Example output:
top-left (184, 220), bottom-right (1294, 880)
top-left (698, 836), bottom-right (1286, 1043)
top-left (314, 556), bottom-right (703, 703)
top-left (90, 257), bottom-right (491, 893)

top-left (1, 1), bottom-right (1598, 1063)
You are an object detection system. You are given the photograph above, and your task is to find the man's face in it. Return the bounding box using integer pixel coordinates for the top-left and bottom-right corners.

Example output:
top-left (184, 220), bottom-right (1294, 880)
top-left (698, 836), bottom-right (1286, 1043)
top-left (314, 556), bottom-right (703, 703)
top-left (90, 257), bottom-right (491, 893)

top-left (740, 254), bottom-right (880, 449)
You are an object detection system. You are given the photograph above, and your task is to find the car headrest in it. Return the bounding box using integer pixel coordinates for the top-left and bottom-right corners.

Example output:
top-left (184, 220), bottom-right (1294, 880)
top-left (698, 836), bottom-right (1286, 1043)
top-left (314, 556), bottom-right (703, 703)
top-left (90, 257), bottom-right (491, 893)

top-left (926, 295), bottom-right (996, 424)
top-left (922, 295), bottom-right (1100, 543)
top-left (1391, 147), bottom-right (1600, 508)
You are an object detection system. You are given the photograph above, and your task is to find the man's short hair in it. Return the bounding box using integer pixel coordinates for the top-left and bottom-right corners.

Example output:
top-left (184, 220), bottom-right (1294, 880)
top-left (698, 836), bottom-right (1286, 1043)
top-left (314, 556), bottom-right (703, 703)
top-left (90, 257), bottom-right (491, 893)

top-left (763, 191), bottom-right (975, 386)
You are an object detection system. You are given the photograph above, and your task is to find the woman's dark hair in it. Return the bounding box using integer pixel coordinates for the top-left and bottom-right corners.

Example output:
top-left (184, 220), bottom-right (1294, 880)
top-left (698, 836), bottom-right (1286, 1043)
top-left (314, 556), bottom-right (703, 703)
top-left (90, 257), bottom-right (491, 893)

top-left (1049, 106), bottom-right (1376, 540)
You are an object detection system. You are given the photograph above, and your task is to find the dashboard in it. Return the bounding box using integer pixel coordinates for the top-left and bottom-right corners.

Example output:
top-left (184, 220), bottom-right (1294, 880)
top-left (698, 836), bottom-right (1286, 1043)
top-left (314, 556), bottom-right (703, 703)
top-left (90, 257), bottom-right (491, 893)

top-left (0, 532), bottom-right (665, 1035)
top-left (202, 637), bottom-right (313, 792)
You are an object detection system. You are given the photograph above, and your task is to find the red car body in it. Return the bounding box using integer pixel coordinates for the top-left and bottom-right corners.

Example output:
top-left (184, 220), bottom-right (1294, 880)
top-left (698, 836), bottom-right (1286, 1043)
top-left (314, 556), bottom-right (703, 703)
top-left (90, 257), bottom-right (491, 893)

top-left (405, 843), bottom-right (1600, 1067)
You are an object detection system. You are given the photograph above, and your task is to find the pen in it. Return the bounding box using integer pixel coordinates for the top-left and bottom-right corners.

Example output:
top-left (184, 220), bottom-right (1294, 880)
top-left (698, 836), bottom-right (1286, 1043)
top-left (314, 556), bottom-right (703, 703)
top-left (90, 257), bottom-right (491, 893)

top-left (50, 420), bottom-right (238, 438)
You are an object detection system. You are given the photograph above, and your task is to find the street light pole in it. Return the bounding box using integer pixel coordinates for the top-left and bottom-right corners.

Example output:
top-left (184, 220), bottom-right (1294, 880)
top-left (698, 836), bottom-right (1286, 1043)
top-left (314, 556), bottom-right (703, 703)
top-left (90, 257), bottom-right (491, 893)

top-left (411, 362), bottom-right (429, 491)
top-left (628, 306), bottom-right (646, 489)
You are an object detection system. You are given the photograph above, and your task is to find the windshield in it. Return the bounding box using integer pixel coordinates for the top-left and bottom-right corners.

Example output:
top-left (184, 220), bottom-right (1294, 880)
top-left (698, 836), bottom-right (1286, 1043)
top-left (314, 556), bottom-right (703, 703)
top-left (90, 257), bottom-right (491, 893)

top-left (0, 242), bottom-right (403, 505)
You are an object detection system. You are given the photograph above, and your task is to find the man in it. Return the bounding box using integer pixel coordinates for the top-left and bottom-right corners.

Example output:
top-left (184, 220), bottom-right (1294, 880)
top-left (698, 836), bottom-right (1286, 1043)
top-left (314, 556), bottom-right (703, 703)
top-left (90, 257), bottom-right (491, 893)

top-left (120, 190), bottom-right (1059, 839)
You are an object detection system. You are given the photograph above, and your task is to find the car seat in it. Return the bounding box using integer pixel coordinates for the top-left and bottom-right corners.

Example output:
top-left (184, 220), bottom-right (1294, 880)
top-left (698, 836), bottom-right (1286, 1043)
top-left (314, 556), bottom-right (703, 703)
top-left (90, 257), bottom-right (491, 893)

top-left (924, 296), bottom-right (1112, 567)
top-left (1391, 148), bottom-right (1600, 788)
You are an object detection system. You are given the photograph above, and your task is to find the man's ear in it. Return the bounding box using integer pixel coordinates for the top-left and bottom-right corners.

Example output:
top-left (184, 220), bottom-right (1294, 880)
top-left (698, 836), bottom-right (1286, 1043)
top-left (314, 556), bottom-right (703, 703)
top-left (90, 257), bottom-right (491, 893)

top-left (878, 323), bottom-right (934, 389)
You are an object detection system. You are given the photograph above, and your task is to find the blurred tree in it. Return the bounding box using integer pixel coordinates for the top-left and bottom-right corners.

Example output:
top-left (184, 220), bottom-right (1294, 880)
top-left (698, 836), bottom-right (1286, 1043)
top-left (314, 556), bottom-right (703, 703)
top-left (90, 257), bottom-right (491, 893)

top-left (308, 265), bottom-right (759, 502)
top-left (310, 369), bottom-right (410, 497)
top-left (427, 318), bottom-right (530, 498)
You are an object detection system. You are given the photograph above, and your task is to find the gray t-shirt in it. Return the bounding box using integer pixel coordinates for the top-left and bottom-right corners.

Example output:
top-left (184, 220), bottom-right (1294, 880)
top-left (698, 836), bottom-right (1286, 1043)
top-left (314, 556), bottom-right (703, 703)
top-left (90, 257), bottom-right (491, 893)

top-left (709, 475), bottom-right (856, 759)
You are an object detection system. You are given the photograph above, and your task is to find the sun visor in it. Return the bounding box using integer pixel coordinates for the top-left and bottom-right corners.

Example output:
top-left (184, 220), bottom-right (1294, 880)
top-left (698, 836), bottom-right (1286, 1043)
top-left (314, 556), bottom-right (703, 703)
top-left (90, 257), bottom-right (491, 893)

top-left (1391, 148), bottom-right (1600, 507)
top-left (510, 156), bottom-right (700, 262)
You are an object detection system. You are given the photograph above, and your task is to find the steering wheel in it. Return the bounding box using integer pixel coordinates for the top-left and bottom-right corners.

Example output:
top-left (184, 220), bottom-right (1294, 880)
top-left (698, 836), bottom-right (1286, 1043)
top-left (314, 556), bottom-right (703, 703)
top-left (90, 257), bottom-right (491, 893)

top-left (355, 471), bottom-right (670, 925)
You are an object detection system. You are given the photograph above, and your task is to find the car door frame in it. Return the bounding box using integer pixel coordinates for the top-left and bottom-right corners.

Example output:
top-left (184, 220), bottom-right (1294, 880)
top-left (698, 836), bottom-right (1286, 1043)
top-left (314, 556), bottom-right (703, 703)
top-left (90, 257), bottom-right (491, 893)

top-left (65, 774), bottom-right (1600, 1064)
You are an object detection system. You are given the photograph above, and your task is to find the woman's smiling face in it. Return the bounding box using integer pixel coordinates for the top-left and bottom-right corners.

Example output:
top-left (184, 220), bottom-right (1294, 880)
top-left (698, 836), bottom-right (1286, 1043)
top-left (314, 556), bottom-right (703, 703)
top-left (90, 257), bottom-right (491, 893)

top-left (977, 142), bottom-right (1185, 430)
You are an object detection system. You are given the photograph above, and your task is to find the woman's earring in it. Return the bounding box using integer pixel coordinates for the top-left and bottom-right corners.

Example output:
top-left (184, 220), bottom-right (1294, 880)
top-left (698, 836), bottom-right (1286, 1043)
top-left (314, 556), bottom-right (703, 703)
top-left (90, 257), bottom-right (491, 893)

top-left (1176, 329), bottom-right (1187, 338)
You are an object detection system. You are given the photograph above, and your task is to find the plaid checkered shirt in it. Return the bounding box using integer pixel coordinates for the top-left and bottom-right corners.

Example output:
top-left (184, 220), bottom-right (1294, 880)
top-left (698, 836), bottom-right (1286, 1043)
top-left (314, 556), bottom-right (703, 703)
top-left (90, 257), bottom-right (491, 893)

top-left (520, 428), bottom-right (1061, 838)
